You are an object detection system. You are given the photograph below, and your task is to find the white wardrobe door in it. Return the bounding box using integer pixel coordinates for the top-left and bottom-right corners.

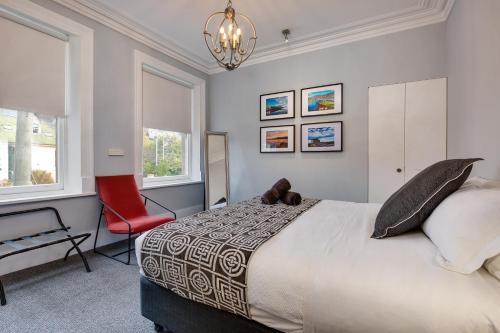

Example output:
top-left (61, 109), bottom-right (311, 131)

top-left (369, 84), bottom-right (406, 203)
top-left (404, 78), bottom-right (447, 181)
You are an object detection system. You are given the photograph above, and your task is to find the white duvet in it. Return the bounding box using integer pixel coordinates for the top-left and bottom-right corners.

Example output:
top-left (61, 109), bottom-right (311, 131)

top-left (137, 200), bottom-right (500, 333)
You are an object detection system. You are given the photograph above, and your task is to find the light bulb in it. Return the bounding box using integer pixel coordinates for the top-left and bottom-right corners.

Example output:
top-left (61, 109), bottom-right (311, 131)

top-left (236, 28), bottom-right (241, 36)
top-left (219, 27), bottom-right (225, 34)
top-left (232, 34), bottom-right (237, 48)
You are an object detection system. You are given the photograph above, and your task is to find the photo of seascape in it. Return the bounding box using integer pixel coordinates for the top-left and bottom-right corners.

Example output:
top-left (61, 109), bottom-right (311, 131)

top-left (266, 96), bottom-right (288, 116)
top-left (266, 130), bottom-right (289, 148)
top-left (307, 89), bottom-right (335, 111)
top-left (307, 126), bottom-right (335, 147)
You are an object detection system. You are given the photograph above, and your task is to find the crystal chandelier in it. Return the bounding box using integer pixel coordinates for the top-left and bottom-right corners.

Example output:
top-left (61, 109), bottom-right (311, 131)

top-left (203, 0), bottom-right (257, 71)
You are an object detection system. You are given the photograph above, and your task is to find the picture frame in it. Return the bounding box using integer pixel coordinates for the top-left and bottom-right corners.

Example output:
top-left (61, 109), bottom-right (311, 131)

top-left (260, 125), bottom-right (295, 153)
top-left (301, 121), bottom-right (343, 152)
top-left (301, 83), bottom-right (343, 117)
top-left (260, 90), bottom-right (295, 121)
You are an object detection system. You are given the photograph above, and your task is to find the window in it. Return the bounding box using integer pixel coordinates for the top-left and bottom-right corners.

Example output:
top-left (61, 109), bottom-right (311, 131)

top-left (0, 109), bottom-right (60, 190)
top-left (135, 50), bottom-right (204, 188)
top-left (0, 1), bottom-right (94, 202)
top-left (0, 15), bottom-right (65, 196)
top-left (143, 129), bottom-right (188, 179)
top-left (141, 69), bottom-right (193, 185)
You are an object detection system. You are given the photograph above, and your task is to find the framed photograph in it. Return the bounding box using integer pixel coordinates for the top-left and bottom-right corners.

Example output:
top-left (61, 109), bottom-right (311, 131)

top-left (260, 90), bottom-right (295, 121)
top-left (260, 125), bottom-right (295, 153)
top-left (301, 121), bottom-right (343, 152)
top-left (301, 83), bottom-right (343, 117)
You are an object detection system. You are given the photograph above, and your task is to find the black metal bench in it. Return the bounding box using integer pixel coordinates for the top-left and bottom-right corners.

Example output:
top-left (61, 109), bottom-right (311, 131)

top-left (0, 207), bottom-right (92, 306)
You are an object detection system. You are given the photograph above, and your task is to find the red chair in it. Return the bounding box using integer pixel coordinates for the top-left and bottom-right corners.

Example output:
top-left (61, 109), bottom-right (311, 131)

top-left (93, 175), bottom-right (176, 264)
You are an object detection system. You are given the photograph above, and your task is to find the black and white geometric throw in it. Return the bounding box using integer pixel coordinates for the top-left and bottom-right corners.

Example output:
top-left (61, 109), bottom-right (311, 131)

top-left (140, 197), bottom-right (319, 318)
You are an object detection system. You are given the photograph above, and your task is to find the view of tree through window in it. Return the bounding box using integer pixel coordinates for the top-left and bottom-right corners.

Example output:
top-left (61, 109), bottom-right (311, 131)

top-left (0, 109), bottom-right (58, 187)
top-left (143, 128), bottom-right (186, 178)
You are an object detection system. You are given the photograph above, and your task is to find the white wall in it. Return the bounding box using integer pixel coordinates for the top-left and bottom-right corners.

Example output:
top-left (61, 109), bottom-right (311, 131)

top-left (0, 0), bottom-right (206, 275)
top-left (446, 0), bottom-right (500, 179)
top-left (209, 23), bottom-right (447, 203)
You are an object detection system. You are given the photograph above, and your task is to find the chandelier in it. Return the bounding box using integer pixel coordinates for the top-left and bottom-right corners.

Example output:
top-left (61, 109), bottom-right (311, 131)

top-left (203, 0), bottom-right (257, 71)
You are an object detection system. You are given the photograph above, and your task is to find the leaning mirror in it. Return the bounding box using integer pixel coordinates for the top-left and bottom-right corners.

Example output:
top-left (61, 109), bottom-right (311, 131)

top-left (205, 131), bottom-right (230, 209)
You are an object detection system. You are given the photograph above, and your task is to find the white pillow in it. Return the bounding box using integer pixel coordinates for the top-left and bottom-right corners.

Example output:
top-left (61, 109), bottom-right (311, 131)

top-left (485, 254), bottom-right (500, 280)
top-left (422, 177), bottom-right (500, 274)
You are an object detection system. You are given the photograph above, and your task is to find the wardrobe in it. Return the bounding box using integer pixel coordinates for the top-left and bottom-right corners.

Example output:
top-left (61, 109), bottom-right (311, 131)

top-left (368, 78), bottom-right (447, 203)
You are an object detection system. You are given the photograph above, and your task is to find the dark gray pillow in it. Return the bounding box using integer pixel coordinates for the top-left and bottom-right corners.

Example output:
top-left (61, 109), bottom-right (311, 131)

top-left (372, 158), bottom-right (482, 239)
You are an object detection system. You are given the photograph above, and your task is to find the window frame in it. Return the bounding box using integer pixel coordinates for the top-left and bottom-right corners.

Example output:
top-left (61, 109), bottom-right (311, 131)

top-left (134, 50), bottom-right (205, 189)
top-left (0, 0), bottom-right (94, 204)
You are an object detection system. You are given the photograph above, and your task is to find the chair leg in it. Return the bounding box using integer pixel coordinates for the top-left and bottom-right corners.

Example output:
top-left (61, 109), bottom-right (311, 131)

top-left (0, 279), bottom-right (6, 306)
top-left (93, 205), bottom-right (136, 265)
top-left (93, 206), bottom-right (104, 253)
top-left (127, 231), bottom-right (131, 265)
top-left (95, 243), bottom-right (136, 265)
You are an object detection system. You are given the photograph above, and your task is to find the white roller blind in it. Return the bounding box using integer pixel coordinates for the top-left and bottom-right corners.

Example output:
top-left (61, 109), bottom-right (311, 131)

top-left (0, 17), bottom-right (66, 117)
top-left (142, 70), bottom-right (192, 133)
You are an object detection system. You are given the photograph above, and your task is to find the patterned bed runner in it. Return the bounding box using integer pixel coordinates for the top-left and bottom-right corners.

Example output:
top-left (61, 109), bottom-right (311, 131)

top-left (140, 197), bottom-right (319, 318)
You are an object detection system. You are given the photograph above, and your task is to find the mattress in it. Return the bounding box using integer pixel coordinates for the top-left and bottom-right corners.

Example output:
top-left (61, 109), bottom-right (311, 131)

top-left (136, 200), bottom-right (500, 333)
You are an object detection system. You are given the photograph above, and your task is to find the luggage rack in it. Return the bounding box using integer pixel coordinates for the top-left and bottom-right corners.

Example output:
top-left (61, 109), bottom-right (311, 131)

top-left (0, 207), bottom-right (91, 306)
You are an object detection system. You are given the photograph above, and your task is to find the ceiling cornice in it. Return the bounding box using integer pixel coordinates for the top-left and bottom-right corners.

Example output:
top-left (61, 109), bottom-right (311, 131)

top-left (208, 0), bottom-right (455, 74)
top-left (51, 0), bottom-right (212, 73)
top-left (51, 0), bottom-right (455, 76)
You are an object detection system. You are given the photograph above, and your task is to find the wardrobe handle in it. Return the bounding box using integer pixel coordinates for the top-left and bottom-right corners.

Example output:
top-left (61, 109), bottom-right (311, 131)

top-left (396, 168), bottom-right (402, 173)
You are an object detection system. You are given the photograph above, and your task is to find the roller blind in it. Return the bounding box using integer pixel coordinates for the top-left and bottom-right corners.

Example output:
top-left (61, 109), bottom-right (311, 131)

top-left (0, 17), bottom-right (66, 117)
top-left (142, 70), bottom-right (192, 134)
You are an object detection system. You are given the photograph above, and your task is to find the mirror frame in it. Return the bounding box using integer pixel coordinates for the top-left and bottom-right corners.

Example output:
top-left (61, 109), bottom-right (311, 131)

top-left (204, 131), bottom-right (230, 209)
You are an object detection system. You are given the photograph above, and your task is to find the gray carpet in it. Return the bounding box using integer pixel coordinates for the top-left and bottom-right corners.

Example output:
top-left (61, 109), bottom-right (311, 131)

top-left (0, 247), bottom-right (156, 333)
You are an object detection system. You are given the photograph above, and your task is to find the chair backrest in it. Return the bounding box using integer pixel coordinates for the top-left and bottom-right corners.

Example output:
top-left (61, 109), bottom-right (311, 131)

top-left (95, 175), bottom-right (148, 224)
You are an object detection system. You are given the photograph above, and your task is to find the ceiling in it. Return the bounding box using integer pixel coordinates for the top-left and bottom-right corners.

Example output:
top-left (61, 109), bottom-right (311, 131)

top-left (57, 0), bottom-right (455, 73)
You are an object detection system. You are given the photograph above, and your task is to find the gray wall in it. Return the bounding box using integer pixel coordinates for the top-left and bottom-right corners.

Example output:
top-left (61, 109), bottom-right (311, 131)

top-left (446, 0), bottom-right (500, 179)
top-left (209, 23), bottom-right (447, 203)
top-left (0, 0), bottom-right (206, 275)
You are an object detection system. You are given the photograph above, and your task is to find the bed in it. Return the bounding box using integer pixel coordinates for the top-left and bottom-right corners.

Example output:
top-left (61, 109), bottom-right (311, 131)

top-left (136, 199), bottom-right (500, 333)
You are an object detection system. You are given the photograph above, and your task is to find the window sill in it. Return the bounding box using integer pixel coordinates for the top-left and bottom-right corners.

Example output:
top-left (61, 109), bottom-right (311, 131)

top-left (141, 179), bottom-right (203, 190)
top-left (0, 192), bottom-right (96, 206)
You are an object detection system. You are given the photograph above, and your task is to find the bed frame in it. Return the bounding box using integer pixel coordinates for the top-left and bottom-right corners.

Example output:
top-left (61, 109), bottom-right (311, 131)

top-left (140, 277), bottom-right (281, 333)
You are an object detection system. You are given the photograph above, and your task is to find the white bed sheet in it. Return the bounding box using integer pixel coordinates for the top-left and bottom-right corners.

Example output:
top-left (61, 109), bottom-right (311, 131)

top-left (136, 200), bottom-right (500, 333)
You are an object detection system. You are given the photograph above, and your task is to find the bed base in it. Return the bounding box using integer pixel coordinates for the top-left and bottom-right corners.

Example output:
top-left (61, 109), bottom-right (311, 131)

top-left (140, 276), bottom-right (281, 333)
